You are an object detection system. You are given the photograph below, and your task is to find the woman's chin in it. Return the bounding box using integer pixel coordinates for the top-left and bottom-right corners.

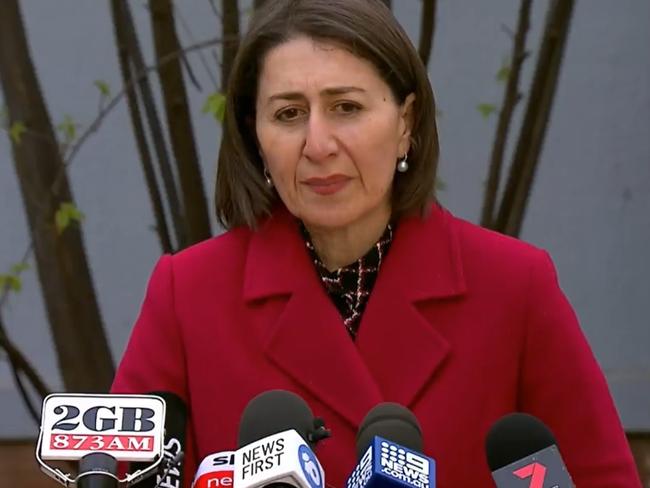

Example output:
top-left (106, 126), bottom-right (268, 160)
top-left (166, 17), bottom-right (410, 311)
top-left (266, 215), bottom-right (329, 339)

top-left (292, 205), bottom-right (359, 232)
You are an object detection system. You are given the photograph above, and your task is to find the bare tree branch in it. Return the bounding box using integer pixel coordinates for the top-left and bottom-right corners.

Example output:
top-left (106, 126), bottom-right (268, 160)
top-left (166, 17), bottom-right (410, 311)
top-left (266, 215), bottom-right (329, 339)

top-left (150, 0), bottom-right (212, 245)
top-left (481, 0), bottom-right (532, 228)
top-left (0, 0), bottom-right (115, 393)
top-left (0, 35), bottom-right (224, 305)
top-left (112, 0), bottom-right (174, 253)
top-left (221, 0), bottom-right (240, 90)
top-left (254, 0), bottom-right (269, 11)
top-left (495, 0), bottom-right (576, 236)
top-left (112, 0), bottom-right (187, 250)
top-left (0, 34), bottom-right (224, 416)
top-left (174, 4), bottom-right (219, 90)
top-left (0, 313), bottom-right (50, 404)
top-left (418, 0), bottom-right (437, 67)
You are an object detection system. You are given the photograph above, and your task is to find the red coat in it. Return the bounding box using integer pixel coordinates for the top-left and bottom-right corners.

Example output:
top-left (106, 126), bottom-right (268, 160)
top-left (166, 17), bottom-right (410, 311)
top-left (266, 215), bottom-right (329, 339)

top-left (112, 204), bottom-right (640, 487)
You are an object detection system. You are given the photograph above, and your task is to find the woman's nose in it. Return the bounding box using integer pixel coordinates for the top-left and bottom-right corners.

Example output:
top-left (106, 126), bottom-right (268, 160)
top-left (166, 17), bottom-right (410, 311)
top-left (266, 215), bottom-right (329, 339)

top-left (302, 112), bottom-right (338, 163)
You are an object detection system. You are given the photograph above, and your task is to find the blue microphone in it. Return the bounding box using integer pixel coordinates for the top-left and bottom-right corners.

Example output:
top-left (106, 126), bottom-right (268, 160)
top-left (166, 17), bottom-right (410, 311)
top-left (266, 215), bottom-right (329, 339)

top-left (346, 403), bottom-right (436, 488)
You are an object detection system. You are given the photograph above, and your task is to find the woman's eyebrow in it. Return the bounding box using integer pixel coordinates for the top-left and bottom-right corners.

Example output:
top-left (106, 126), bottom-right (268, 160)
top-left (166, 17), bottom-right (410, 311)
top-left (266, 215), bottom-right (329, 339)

top-left (266, 86), bottom-right (366, 105)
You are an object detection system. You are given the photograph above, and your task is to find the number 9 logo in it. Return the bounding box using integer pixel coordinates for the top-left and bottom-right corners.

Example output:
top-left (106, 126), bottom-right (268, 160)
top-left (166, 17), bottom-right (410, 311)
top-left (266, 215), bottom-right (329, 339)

top-left (298, 445), bottom-right (323, 488)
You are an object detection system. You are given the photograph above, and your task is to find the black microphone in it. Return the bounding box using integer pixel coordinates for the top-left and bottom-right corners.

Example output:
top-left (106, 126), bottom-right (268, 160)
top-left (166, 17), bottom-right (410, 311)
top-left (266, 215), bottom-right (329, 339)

top-left (347, 403), bottom-right (435, 488)
top-left (234, 389), bottom-right (330, 488)
top-left (356, 402), bottom-right (423, 458)
top-left (134, 391), bottom-right (187, 488)
top-left (77, 453), bottom-right (118, 488)
top-left (237, 389), bottom-right (330, 449)
top-left (486, 413), bottom-right (575, 487)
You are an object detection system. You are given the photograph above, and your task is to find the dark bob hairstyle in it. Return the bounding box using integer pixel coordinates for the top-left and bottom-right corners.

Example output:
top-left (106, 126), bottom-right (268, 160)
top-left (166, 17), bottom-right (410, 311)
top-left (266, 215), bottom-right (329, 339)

top-left (215, 0), bottom-right (439, 229)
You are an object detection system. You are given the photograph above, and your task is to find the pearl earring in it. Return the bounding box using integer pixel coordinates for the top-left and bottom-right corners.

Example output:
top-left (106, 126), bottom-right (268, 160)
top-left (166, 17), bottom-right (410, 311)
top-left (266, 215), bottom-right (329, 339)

top-left (263, 167), bottom-right (273, 187)
top-left (397, 153), bottom-right (409, 173)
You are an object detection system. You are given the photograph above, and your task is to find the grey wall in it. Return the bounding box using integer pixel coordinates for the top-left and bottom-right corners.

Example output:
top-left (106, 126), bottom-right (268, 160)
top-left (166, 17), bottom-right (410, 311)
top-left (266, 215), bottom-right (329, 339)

top-left (1, 0), bottom-right (648, 438)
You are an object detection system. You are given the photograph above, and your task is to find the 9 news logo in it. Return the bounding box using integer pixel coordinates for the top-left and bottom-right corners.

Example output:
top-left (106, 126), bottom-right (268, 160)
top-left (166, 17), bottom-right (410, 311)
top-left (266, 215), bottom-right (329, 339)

top-left (379, 441), bottom-right (431, 488)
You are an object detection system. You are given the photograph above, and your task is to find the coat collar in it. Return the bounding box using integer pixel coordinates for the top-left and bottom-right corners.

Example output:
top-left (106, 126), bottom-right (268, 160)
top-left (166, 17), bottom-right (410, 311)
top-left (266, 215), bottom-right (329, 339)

top-left (243, 204), bottom-right (467, 427)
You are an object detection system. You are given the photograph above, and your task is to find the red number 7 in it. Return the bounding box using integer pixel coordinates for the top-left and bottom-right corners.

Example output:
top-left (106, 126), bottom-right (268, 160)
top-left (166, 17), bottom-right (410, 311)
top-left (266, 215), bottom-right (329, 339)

top-left (514, 462), bottom-right (547, 488)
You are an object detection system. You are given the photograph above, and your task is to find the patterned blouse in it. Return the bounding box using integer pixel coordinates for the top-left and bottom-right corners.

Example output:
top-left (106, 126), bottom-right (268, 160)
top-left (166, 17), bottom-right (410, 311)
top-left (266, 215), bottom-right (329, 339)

top-left (301, 223), bottom-right (394, 339)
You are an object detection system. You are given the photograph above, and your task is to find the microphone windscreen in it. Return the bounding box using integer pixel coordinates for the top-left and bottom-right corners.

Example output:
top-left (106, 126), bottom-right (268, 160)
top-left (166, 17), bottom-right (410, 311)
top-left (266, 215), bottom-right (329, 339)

top-left (485, 412), bottom-right (557, 471)
top-left (355, 402), bottom-right (423, 459)
top-left (237, 390), bottom-right (315, 448)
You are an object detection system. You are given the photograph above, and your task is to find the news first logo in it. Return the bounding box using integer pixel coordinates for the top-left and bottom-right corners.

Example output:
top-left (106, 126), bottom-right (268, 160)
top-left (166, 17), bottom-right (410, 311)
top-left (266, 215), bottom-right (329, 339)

top-left (235, 430), bottom-right (324, 488)
top-left (240, 436), bottom-right (286, 479)
top-left (39, 393), bottom-right (165, 462)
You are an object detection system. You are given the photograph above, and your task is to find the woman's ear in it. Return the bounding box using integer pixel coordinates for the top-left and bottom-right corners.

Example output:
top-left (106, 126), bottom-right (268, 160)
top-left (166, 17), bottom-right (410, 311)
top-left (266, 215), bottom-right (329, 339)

top-left (398, 93), bottom-right (416, 154)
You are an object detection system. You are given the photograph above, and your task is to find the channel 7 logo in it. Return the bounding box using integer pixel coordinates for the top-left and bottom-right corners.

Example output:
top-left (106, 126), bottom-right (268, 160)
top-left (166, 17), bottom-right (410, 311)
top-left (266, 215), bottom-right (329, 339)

top-left (491, 446), bottom-right (574, 488)
top-left (513, 462), bottom-right (551, 488)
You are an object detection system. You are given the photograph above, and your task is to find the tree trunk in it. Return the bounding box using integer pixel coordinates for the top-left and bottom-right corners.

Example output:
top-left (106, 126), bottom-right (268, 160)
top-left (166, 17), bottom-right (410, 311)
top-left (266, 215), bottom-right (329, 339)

top-left (480, 0), bottom-right (532, 228)
top-left (0, 0), bottom-right (114, 392)
top-left (495, 0), bottom-right (576, 237)
top-left (111, 0), bottom-right (187, 250)
top-left (150, 0), bottom-right (211, 245)
top-left (111, 0), bottom-right (174, 254)
top-left (418, 0), bottom-right (437, 67)
top-left (222, 0), bottom-right (240, 91)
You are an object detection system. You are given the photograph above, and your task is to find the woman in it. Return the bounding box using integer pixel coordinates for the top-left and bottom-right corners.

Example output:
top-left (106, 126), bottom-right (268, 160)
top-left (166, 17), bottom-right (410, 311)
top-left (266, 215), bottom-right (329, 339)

top-left (112, 0), bottom-right (641, 486)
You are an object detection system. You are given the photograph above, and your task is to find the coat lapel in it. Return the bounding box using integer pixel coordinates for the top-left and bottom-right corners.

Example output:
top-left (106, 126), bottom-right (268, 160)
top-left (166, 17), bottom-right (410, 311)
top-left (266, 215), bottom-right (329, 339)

top-left (356, 205), bottom-right (467, 408)
top-left (243, 204), bottom-right (467, 425)
top-left (243, 209), bottom-right (383, 427)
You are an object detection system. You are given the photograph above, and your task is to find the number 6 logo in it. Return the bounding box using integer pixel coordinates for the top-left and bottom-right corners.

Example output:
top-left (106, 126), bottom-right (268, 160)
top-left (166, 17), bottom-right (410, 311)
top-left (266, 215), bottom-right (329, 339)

top-left (514, 462), bottom-right (547, 488)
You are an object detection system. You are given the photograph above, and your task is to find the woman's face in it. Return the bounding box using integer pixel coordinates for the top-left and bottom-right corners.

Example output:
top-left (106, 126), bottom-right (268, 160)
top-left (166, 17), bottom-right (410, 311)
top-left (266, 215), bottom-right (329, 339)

top-left (255, 36), bottom-right (414, 231)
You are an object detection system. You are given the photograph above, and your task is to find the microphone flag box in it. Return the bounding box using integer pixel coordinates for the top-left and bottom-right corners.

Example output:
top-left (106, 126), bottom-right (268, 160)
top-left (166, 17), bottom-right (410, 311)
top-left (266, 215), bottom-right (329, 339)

top-left (346, 437), bottom-right (435, 488)
top-left (234, 429), bottom-right (325, 488)
top-left (39, 393), bottom-right (166, 462)
top-left (491, 445), bottom-right (575, 488)
top-left (192, 451), bottom-right (236, 488)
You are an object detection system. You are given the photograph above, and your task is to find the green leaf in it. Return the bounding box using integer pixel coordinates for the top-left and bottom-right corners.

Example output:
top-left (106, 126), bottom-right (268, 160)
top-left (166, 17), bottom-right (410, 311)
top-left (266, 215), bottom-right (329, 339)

top-left (56, 115), bottom-right (78, 144)
top-left (94, 80), bottom-right (111, 97)
top-left (0, 274), bottom-right (21, 292)
top-left (9, 121), bottom-right (26, 144)
top-left (497, 63), bottom-right (511, 83)
top-left (55, 202), bottom-right (85, 234)
top-left (202, 92), bottom-right (226, 122)
top-left (477, 103), bottom-right (497, 119)
top-left (10, 262), bottom-right (29, 275)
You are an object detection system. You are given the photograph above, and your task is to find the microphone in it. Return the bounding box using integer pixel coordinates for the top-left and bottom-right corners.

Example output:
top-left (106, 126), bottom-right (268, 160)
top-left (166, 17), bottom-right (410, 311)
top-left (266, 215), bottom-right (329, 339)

top-left (234, 390), bottom-right (329, 488)
top-left (36, 393), bottom-right (166, 487)
top-left (192, 451), bottom-right (236, 488)
top-left (134, 391), bottom-right (188, 488)
top-left (485, 413), bottom-right (575, 487)
top-left (347, 403), bottom-right (435, 488)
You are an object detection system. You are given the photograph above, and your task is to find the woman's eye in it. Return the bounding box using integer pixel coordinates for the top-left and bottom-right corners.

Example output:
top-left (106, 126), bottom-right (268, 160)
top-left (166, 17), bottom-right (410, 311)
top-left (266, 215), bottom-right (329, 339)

top-left (275, 107), bottom-right (305, 122)
top-left (333, 102), bottom-right (361, 114)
